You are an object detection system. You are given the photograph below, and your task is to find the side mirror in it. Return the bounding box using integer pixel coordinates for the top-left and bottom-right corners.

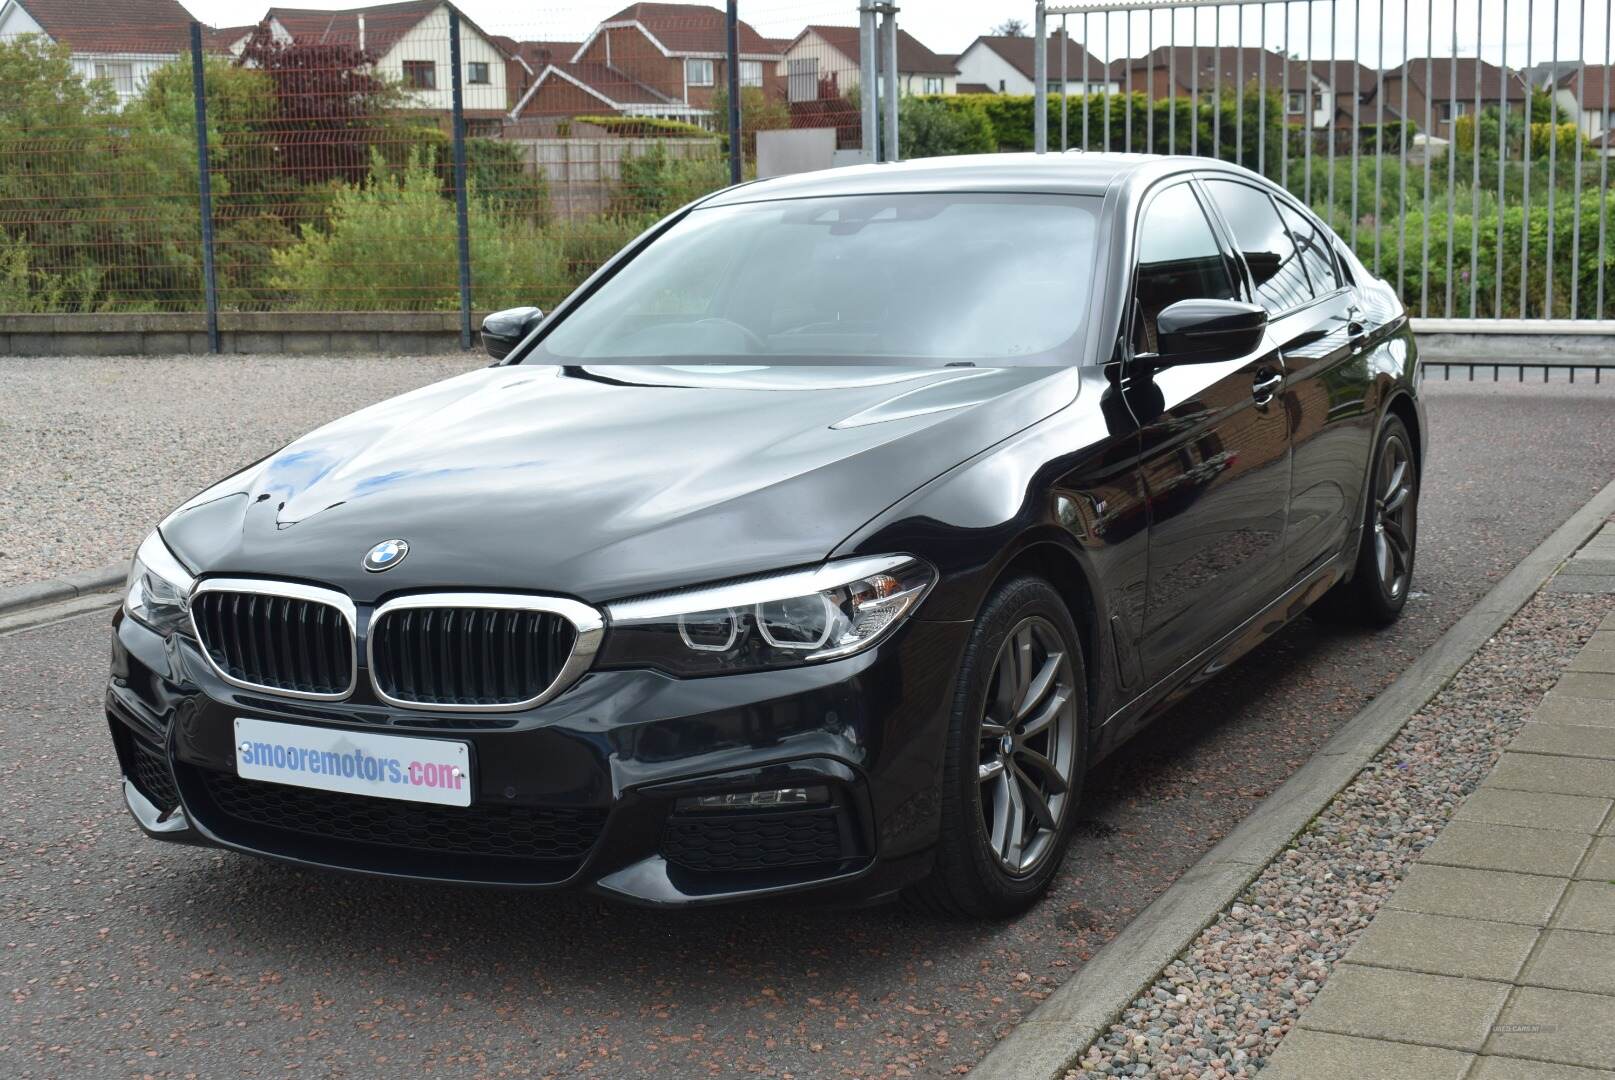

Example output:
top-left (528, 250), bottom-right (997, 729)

top-left (1151, 299), bottom-right (1267, 365)
top-left (481, 306), bottom-right (544, 361)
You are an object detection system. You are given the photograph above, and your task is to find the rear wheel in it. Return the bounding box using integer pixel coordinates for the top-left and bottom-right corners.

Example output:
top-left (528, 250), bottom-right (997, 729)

top-left (1316, 414), bottom-right (1418, 627)
top-left (906, 577), bottom-right (1086, 918)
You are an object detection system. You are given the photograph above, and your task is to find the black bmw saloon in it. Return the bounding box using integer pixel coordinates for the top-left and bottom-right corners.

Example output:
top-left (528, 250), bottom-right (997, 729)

top-left (108, 153), bottom-right (1424, 916)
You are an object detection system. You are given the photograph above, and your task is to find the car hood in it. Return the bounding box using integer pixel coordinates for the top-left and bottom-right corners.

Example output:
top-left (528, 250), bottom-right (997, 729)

top-left (162, 362), bottom-right (1078, 603)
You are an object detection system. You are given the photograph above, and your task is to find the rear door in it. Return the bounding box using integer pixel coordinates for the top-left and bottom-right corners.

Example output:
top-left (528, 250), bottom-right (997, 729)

top-left (1124, 181), bottom-right (1292, 685)
top-left (1202, 179), bottom-right (1368, 580)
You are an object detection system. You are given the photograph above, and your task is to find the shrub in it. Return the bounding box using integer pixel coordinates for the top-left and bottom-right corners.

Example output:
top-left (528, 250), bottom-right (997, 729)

top-left (900, 95), bottom-right (995, 158)
top-left (574, 115), bottom-right (717, 139)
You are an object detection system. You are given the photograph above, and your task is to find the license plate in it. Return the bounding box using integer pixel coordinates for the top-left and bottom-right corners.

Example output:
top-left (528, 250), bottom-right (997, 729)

top-left (234, 717), bottom-right (472, 807)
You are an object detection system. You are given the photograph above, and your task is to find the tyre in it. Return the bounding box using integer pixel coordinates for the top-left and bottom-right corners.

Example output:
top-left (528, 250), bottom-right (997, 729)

top-left (1315, 414), bottom-right (1419, 627)
top-left (906, 576), bottom-right (1087, 918)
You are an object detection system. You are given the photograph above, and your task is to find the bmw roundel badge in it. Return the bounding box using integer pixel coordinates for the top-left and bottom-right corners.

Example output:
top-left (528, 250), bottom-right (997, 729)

top-left (363, 539), bottom-right (409, 573)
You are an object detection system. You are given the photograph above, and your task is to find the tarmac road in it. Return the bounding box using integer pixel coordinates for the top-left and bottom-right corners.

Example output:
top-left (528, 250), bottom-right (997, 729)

top-left (3, 377), bottom-right (1613, 1079)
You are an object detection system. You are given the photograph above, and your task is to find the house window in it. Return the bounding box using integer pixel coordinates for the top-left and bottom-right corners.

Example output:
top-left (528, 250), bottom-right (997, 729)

top-left (403, 61), bottom-right (436, 90)
top-left (93, 61), bottom-right (136, 96)
top-left (740, 60), bottom-right (763, 87)
top-left (924, 75), bottom-right (944, 94)
top-left (466, 61), bottom-right (490, 85)
top-left (1287, 90), bottom-right (1305, 114)
top-left (1437, 100), bottom-right (1469, 121)
top-left (686, 58), bottom-right (714, 86)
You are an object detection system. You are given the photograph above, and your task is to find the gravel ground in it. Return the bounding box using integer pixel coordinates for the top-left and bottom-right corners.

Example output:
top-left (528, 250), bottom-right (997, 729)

top-left (1071, 586), bottom-right (1615, 1079)
top-left (0, 354), bottom-right (477, 587)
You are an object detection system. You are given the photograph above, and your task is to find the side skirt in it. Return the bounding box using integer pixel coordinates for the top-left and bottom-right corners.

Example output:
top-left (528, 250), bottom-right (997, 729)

top-left (1091, 554), bottom-right (1347, 763)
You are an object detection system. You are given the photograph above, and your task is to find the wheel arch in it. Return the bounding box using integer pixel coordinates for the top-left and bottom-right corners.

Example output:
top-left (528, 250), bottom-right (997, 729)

top-left (978, 536), bottom-right (1105, 728)
top-left (1383, 389), bottom-right (1423, 471)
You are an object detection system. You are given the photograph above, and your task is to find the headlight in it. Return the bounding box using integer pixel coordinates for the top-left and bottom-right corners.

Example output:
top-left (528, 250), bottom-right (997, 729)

top-left (124, 531), bottom-right (195, 636)
top-left (599, 555), bottom-right (936, 675)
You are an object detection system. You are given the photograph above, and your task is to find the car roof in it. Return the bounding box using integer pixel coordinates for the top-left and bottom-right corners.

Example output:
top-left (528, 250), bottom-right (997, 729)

top-left (700, 152), bottom-right (1268, 205)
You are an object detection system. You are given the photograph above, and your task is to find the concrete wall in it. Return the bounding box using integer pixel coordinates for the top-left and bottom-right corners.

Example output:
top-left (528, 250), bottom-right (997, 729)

top-left (0, 312), bottom-right (484, 357)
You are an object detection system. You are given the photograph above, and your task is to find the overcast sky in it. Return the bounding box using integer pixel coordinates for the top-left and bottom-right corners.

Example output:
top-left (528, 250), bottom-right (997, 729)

top-left (179, 0), bottom-right (1614, 68)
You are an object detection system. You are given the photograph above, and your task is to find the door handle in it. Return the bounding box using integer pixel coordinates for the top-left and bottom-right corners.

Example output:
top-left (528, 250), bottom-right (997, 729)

top-left (1253, 371), bottom-right (1283, 405)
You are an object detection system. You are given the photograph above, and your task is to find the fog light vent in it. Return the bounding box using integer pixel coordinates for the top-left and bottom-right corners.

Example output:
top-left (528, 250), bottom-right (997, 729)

top-left (675, 785), bottom-right (829, 813)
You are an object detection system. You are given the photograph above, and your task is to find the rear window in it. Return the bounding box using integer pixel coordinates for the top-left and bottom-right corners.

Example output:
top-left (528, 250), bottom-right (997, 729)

top-left (536, 192), bottom-right (1102, 365)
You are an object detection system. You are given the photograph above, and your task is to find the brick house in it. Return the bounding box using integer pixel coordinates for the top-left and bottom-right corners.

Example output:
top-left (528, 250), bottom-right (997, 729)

top-left (508, 2), bottom-right (785, 126)
top-left (253, 2), bottom-right (521, 133)
top-left (1380, 58), bottom-right (1528, 137)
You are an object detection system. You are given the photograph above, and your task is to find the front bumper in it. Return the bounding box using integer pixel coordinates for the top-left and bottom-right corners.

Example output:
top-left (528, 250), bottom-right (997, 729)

top-left (106, 607), bottom-right (967, 906)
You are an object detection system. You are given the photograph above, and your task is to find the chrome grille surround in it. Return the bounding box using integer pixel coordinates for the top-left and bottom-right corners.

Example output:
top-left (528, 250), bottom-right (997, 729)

top-left (188, 578), bottom-right (359, 701)
top-left (366, 593), bottom-right (604, 713)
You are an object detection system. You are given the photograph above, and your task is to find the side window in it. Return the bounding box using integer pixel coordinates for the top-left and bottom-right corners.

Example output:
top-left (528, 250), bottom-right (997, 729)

top-left (1131, 184), bottom-right (1237, 353)
top-left (1204, 179), bottom-right (1313, 312)
top-left (1278, 202), bottom-right (1341, 295)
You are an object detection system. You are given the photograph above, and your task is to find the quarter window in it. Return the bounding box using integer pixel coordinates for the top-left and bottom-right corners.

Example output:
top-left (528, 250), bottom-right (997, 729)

top-left (1131, 184), bottom-right (1237, 354)
top-left (1277, 202), bottom-right (1341, 295)
top-left (686, 58), bottom-right (714, 86)
top-left (1204, 179), bottom-right (1314, 312)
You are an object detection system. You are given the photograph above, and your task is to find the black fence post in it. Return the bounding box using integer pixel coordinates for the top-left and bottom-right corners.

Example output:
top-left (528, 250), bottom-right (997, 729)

top-left (448, 8), bottom-right (473, 350)
top-left (188, 22), bottom-right (220, 354)
top-left (726, 0), bottom-right (741, 185)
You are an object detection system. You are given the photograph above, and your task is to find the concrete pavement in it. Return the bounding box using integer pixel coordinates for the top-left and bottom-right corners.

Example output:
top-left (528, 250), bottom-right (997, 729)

top-left (1263, 531), bottom-right (1615, 1080)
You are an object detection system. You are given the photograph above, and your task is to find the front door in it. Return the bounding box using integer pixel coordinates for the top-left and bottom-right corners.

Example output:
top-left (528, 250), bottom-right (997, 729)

top-left (1122, 182), bottom-right (1292, 684)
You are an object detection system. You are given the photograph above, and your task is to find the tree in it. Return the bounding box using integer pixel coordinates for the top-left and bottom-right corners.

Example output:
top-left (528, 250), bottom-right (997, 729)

top-left (237, 23), bottom-right (408, 185)
top-left (710, 85), bottom-right (790, 159)
top-left (992, 18), bottom-right (1027, 36)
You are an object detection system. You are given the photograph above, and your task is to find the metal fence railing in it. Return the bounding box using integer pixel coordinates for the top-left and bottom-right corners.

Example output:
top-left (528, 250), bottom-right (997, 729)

top-left (1034, 0), bottom-right (1615, 324)
top-left (2, 0), bottom-right (1609, 343)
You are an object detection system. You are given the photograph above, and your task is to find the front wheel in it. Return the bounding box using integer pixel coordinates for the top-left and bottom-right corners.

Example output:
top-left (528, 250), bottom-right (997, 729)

top-left (905, 576), bottom-right (1087, 918)
top-left (1316, 414), bottom-right (1419, 627)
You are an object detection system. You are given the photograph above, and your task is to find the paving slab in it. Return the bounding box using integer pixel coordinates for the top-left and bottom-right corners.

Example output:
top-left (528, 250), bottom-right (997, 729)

top-left (1257, 1029), bottom-right (1473, 1080)
top-left (1581, 837), bottom-right (1615, 880)
top-left (1508, 723), bottom-right (1615, 761)
top-left (1343, 910), bottom-right (1540, 981)
top-left (1454, 786), bottom-right (1613, 833)
top-left (1468, 1057), bottom-right (1615, 1080)
top-left (1420, 820), bottom-right (1593, 877)
top-left (1552, 881), bottom-right (1615, 934)
top-left (1561, 558), bottom-right (1615, 577)
top-left (1532, 692), bottom-right (1615, 729)
top-left (1295, 963), bottom-right (1511, 1053)
top-left (1554, 672), bottom-right (1615, 700)
top-left (1566, 634), bottom-right (1615, 672)
top-left (1487, 986), bottom-right (1615, 1069)
top-left (1387, 864), bottom-right (1570, 925)
top-left (1544, 575), bottom-right (1615, 594)
top-left (1519, 929), bottom-right (1615, 995)
top-left (1484, 752), bottom-right (1615, 799)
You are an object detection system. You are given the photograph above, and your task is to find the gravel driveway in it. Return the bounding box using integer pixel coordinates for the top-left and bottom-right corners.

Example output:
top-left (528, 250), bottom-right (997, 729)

top-left (0, 355), bottom-right (478, 588)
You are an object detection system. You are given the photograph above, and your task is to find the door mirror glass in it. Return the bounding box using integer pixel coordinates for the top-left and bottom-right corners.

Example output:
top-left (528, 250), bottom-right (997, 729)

top-left (1152, 299), bottom-right (1267, 365)
top-left (481, 306), bottom-right (543, 361)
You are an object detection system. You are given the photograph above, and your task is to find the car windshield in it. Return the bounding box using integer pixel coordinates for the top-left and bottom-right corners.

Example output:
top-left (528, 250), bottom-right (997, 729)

top-left (533, 192), bottom-right (1101, 366)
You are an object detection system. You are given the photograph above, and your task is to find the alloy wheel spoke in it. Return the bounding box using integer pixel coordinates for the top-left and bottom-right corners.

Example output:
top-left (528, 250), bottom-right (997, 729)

top-left (1383, 457), bottom-right (1406, 501)
top-left (1383, 517), bottom-right (1411, 569)
top-left (978, 758), bottom-right (1006, 783)
top-left (1012, 763), bottom-right (1058, 830)
top-left (1015, 746), bottom-right (1068, 796)
top-left (1016, 652), bottom-right (1063, 722)
top-left (1382, 483), bottom-right (1410, 516)
top-left (1011, 629), bottom-right (1035, 706)
top-left (991, 661), bottom-right (1018, 731)
top-left (1375, 532), bottom-right (1393, 583)
top-left (1018, 687), bottom-right (1068, 740)
top-left (988, 775), bottom-right (1011, 857)
top-left (980, 718), bottom-right (1009, 739)
top-left (1001, 771), bottom-right (1026, 864)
